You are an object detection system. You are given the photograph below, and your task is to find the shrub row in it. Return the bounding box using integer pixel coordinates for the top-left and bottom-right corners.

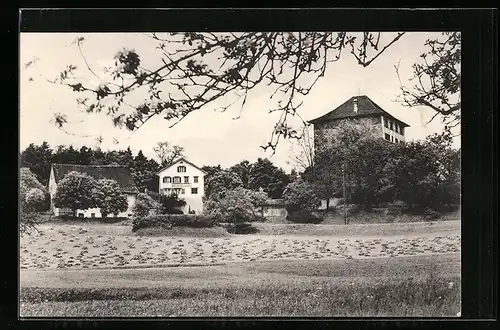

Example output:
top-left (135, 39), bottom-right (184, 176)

top-left (286, 210), bottom-right (324, 224)
top-left (131, 214), bottom-right (217, 232)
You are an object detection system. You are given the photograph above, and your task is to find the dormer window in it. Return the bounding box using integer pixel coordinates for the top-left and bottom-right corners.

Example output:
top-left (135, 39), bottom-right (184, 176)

top-left (177, 166), bottom-right (186, 173)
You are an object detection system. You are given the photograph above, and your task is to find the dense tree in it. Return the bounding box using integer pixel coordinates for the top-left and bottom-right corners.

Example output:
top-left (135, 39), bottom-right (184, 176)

top-left (52, 171), bottom-right (97, 218)
top-left (283, 179), bottom-right (321, 213)
top-left (20, 167), bottom-right (49, 198)
top-left (90, 148), bottom-right (107, 165)
top-left (38, 32), bottom-right (460, 151)
top-left (51, 145), bottom-right (80, 166)
top-left (92, 178), bottom-right (129, 218)
top-left (306, 119), bottom-right (388, 210)
top-left (78, 146), bottom-right (94, 165)
top-left (201, 165), bottom-right (222, 177)
top-left (247, 158), bottom-right (290, 199)
top-left (24, 188), bottom-right (47, 213)
top-left (288, 168), bottom-right (299, 183)
top-left (20, 168), bottom-right (50, 234)
top-left (158, 194), bottom-right (187, 214)
top-left (153, 141), bottom-right (184, 167)
top-left (229, 160), bottom-right (252, 188)
top-left (20, 142), bottom-right (163, 194)
top-left (204, 187), bottom-right (267, 231)
top-left (117, 147), bottom-right (135, 169)
top-left (131, 150), bottom-right (160, 193)
top-left (132, 192), bottom-right (162, 218)
top-left (204, 169), bottom-right (243, 201)
top-left (20, 142), bottom-right (53, 186)
top-left (385, 131), bottom-right (460, 211)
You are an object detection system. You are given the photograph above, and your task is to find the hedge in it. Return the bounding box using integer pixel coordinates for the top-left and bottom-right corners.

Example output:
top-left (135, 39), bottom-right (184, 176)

top-left (286, 210), bottom-right (324, 224)
top-left (132, 214), bottom-right (218, 232)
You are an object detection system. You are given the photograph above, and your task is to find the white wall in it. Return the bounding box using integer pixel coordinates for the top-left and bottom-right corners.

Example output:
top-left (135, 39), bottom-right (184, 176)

top-left (381, 116), bottom-right (406, 142)
top-left (157, 159), bottom-right (205, 214)
top-left (73, 193), bottom-right (136, 218)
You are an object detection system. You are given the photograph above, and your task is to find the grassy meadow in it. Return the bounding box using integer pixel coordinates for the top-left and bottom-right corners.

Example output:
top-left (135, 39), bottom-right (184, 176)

top-left (20, 216), bottom-right (461, 317)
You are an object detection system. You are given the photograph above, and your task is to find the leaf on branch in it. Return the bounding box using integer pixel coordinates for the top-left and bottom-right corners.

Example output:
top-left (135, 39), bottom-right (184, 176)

top-left (52, 113), bottom-right (68, 128)
top-left (69, 83), bottom-right (85, 92)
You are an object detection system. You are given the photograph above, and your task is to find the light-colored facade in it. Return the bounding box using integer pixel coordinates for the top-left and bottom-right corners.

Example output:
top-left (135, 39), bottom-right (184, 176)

top-left (380, 116), bottom-right (406, 143)
top-left (157, 158), bottom-right (206, 214)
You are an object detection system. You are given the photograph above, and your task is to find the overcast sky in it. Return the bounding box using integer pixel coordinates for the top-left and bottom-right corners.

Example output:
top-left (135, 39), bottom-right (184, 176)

top-left (20, 32), bottom-right (460, 172)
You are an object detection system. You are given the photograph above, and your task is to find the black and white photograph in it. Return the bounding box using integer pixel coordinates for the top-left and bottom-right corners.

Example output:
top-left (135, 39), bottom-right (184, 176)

top-left (19, 29), bottom-right (462, 317)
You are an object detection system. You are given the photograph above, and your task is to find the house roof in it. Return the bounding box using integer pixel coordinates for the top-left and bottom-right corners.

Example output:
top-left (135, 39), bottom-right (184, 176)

top-left (51, 164), bottom-right (139, 194)
top-left (308, 95), bottom-right (410, 127)
top-left (156, 157), bottom-right (207, 175)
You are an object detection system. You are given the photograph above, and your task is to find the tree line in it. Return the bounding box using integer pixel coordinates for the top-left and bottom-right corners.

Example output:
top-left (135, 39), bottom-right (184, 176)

top-left (298, 119), bottom-right (461, 215)
top-left (20, 142), bottom-right (295, 201)
top-left (20, 143), bottom-right (161, 193)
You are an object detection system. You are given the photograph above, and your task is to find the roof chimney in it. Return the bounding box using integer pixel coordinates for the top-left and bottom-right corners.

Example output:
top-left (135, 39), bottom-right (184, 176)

top-left (353, 97), bottom-right (358, 113)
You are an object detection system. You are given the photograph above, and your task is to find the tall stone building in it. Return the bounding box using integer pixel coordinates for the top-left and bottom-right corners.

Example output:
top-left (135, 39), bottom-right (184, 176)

top-left (308, 95), bottom-right (410, 149)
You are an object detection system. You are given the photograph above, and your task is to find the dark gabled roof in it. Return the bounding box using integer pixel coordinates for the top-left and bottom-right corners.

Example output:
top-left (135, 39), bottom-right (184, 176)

top-left (308, 95), bottom-right (410, 127)
top-left (52, 164), bottom-right (139, 194)
top-left (156, 157), bottom-right (208, 175)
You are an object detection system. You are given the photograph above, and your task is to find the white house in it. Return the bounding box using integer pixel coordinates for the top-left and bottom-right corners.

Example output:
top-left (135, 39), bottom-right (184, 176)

top-left (49, 164), bottom-right (139, 218)
top-left (156, 157), bottom-right (207, 214)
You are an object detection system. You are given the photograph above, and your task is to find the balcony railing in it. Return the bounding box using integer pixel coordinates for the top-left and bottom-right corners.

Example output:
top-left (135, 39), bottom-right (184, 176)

top-left (162, 182), bottom-right (199, 188)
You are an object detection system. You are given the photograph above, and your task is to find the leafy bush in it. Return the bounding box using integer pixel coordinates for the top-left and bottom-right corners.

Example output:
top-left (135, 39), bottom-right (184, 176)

top-left (131, 214), bottom-right (217, 232)
top-left (131, 193), bottom-right (162, 218)
top-left (204, 170), bottom-right (243, 200)
top-left (132, 215), bottom-right (174, 232)
top-left (168, 214), bottom-right (217, 228)
top-left (387, 132), bottom-right (461, 212)
top-left (158, 193), bottom-right (186, 214)
top-left (92, 179), bottom-right (128, 218)
top-left (286, 210), bottom-right (324, 224)
top-left (25, 188), bottom-right (47, 212)
top-left (204, 187), bottom-right (267, 225)
top-left (424, 208), bottom-right (441, 221)
top-left (20, 168), bottom-right (50, 234)
top-left (283, 179), bottom-right (320, 213)
top-left (53, 171), bottom-right (97, 218)
top-left (224, 222), bottom-right (260, 234)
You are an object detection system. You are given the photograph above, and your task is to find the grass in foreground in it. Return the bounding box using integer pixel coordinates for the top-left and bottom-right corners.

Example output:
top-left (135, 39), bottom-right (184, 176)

top-left (20, 275), bottom-right (460, 317)
top-left (20, 254), bottom-right (461, 317)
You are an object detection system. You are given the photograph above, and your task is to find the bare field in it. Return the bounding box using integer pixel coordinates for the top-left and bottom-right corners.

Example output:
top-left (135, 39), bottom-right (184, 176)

top-left (20, 221), bottom-right (460, 270)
